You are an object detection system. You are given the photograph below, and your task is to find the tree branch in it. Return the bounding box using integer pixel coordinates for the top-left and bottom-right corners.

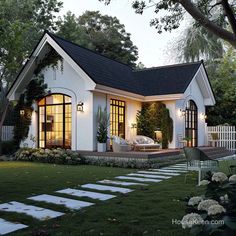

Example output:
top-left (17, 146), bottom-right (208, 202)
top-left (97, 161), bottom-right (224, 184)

top-left (178, 0), bottom-right (236, 47)
top-left (221, 0), bottom-right (236, 36)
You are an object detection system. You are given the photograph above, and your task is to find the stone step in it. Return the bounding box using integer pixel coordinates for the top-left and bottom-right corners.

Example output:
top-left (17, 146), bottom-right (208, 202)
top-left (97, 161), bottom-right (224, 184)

top-left (0, 201), bottom-right (64, 220)
top-left (0, 218), bottom-right (28, 235)
top-left (98, 179), bottom-right (147, 186)
top-left (115, 176), bottom-right (162, 183)
top-left (56, 188), bottom-right (116, 201)
top-left (81, 184), bottom-right (133, 194)
top-left (127, 173), bottom-right (171, 179)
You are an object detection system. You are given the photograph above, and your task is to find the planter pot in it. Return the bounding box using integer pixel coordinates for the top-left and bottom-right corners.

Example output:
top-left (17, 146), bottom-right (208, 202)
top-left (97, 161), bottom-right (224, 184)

top-left (97, 143), bottom-right (106, 152)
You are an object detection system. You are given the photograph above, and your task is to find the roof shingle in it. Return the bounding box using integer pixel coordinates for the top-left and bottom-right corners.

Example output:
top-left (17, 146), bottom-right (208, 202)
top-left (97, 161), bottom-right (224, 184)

top-left (48, 32), bottom-right (201, 96)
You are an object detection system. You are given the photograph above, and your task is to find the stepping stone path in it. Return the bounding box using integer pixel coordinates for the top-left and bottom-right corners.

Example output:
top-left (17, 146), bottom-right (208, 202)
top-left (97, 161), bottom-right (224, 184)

top-left (98, 179), bottom-right (147, 186)
top-left (56, 188), bottom-right (116, 201)
top-left (141, 170), bottom-right (180, 176)
top-left (0, 201), bottom-right (64, 220)
top-left (116, 176), bottom-right (162, 183)
top-left (127, 173), bottom-right (171, 179)
top-left (0, 218), bottom-right (28, 235)
top-left (81, 184), bottom-right (133, 193)
top-left (151, 169), bottom-right (187, 173)
top-left (28, 194), bottom-right (94, 210)
top-left (0, 162), bottom-right (188, 234)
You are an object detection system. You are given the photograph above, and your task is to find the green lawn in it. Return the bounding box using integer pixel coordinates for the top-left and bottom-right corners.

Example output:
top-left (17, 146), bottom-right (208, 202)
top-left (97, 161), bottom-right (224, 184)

top-left (0, 160), bottom-right (234, 236)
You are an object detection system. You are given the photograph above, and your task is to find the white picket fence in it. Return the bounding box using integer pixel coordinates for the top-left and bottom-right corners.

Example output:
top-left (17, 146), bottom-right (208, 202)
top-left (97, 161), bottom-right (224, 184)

top-left (207, 126), bottom-right (236, 152)
top-left (1, 126), bottom-right (14, 141)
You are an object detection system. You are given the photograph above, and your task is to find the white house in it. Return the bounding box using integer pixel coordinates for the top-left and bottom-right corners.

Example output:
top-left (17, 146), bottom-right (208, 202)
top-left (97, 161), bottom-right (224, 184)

top-left (7, 31), bottom-right (215, 151)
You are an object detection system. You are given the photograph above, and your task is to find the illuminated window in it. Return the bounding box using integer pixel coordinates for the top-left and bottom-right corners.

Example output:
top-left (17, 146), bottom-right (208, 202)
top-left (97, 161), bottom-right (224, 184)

top-left (110, 99), bottom-right (125, 139)
top-left (185, 100), bottom-right (198, 147)
top-left (38, 94), bottom-right (71, 149)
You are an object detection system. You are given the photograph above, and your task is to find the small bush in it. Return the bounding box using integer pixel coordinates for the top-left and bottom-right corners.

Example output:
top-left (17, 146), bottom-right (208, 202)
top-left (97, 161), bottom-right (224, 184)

top-left (15, 148), bottom-right (84, 165)
top-left (83, 157), bottom-right (177, 169)
top-left (1, 141), bottom-right (18, 155)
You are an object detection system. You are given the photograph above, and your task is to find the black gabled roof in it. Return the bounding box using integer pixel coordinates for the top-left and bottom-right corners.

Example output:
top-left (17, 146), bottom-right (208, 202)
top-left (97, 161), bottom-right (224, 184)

top-left (134, 62), bottom-right (201, 96)
top-left (49, 32), bottom-right (202, 96)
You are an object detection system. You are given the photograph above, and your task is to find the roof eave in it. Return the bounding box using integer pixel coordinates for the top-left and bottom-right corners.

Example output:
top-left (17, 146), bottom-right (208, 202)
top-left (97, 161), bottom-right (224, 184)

top-left (94, 84), bottom-right (184, 102)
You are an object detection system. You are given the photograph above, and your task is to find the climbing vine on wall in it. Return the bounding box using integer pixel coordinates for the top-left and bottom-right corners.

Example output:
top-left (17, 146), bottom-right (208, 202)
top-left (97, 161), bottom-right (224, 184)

top-left (13, 45), bottom-right (63, 146)
top-left (34, 45), bottom-right (63, 75)
top-left (13, 75), bottom-right (48, 146)
top-left (136, 102), bottom-right (173, 149)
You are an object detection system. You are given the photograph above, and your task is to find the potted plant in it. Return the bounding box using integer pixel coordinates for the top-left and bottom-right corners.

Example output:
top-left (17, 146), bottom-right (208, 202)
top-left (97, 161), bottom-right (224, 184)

top-left (96, 106), bottom-right (109, 152)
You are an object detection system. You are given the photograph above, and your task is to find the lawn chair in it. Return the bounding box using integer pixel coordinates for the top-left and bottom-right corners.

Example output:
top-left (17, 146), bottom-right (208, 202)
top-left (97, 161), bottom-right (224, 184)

top-left (183, 147), bottom-right (219, 185)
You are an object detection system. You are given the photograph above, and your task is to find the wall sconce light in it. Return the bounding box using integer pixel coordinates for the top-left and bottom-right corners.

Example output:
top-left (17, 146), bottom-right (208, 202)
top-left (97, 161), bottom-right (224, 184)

top-left (77, 102), bottom-right (84, 112)
top-left (20, 109), bottom-right (25, 116)
top-left (178, 109), bottom-right (186, 117)
top-left (200, 113), bottom-right (207, 120)
top-left (131, 123), bottom-right (137, 129)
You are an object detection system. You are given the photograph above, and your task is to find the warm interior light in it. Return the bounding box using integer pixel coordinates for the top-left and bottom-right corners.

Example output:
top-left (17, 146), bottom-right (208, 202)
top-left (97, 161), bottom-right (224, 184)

top-left (155, 130), bottom-right (162, 143)
top-left (77, 102), bottom-right (84, 112)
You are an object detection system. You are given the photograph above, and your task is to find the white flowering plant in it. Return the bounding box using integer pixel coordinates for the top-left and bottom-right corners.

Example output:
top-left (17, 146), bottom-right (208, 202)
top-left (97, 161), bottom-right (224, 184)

top-left (15, 148), bottom-right (84, 165)
top-left (182, 171), bottom-right (236, 236)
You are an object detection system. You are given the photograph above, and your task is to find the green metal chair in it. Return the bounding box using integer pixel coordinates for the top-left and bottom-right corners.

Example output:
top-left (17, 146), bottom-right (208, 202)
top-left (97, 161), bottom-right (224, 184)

top-left (183, 147), bottom-right (219, 185)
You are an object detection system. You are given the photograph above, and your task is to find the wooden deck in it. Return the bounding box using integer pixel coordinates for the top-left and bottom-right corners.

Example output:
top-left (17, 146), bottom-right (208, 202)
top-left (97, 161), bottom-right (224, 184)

top-left (77, 146), bottom-right (234, 162)
top-left (78, 149), bottom-right (181, 160)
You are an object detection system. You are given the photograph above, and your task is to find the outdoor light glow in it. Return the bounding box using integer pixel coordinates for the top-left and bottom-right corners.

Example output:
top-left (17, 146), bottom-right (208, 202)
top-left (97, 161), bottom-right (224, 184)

top-left (178, 109), bottom-right (186, 117)
top-left (200, 113), bottom-right (207, 120)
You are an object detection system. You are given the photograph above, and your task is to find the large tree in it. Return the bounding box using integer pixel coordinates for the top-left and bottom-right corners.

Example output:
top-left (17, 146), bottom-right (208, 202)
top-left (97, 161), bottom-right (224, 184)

top-left (57, 11), bottom-right (138, 66)
top-left (0, 0), bottom-right (63, 154)
top-left (176, 25), bottom-right (224, 63)
top-left (100, 0), bottom-right (236, 48)
top-left (206, 47), bottom-right (236, 126)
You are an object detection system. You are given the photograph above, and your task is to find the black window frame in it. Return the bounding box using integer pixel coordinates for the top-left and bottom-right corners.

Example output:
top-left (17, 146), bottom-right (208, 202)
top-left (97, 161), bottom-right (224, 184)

top-left (110, 99), bottom-right (126, 139)
top-left (185, 100), bottom-right (198, 147)
top-left (38, 93), bottom-right (72, 149)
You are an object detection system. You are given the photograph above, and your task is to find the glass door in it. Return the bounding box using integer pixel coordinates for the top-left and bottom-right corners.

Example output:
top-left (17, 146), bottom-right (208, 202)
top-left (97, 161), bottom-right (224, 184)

top-left (38, 94), bottom-right (71, 149)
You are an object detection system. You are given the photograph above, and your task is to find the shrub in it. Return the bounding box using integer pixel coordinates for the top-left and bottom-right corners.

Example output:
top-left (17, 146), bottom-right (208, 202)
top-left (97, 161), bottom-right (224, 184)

top-left (181, 171), bottom-right (236, 236)
top-left (83, 157), bottom-right (178, 169)
top-left (15, 148), bottom-right (84, 165)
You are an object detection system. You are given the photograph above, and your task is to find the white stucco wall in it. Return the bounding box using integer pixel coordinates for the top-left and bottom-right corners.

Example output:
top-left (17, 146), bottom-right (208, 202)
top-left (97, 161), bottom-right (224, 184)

top-left (22, 59), bottom-right (208, 151)
top-left (22, 59), bottom-right (95, 151)
top-left (175, 71), bottom-right (207, 148)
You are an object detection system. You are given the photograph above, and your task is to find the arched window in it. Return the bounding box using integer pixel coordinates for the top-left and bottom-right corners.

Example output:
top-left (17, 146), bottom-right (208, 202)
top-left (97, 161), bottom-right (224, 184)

top-left (38, 94), bottom-right (71, 149)
top-left (185, 100), bottom-right (198, 147)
